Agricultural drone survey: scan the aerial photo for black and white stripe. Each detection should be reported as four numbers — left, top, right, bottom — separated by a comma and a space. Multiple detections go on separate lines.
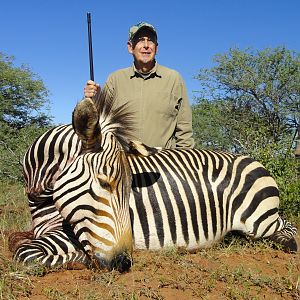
128, 148, 296, 251
23, 124, 81, 238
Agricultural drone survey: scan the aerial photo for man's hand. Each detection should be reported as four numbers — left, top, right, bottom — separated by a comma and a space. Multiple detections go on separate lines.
84, 80, 100, 98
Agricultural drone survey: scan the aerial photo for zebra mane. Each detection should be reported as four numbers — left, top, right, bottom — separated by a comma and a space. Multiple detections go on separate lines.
93, 89, 136, 151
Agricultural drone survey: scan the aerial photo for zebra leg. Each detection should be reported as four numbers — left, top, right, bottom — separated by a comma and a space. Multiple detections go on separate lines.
267, 218, 298, 252
14, 245, 91, 269
12, 229, 92, 269
242, 216, 298, 252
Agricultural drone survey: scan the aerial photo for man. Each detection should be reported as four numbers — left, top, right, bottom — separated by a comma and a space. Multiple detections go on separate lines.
84, 22, 194, 148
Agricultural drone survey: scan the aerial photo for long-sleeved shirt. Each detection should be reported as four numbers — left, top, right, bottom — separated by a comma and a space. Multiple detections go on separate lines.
104, 62, 194, 148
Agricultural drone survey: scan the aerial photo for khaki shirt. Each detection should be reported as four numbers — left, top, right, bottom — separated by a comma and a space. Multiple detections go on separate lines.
104, 62, 194, 148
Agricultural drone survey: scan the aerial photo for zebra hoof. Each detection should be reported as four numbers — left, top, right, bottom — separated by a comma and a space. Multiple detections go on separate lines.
269, 234, 298, 253
284, 237, 298, 253
8, 231, 34, 253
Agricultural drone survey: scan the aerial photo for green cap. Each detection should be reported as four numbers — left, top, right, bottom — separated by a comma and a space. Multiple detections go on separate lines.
128, 22, 157, 41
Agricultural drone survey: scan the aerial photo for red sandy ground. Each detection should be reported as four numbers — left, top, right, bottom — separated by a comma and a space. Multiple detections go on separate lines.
2, 235, 298, 300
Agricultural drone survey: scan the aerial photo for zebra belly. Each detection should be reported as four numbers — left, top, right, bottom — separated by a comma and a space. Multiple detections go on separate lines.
128, 150, 231, 250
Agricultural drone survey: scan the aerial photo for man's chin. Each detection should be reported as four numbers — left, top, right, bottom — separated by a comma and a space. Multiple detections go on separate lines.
140, 58, 154, 65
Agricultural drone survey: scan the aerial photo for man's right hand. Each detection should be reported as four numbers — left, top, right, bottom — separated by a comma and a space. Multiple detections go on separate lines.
84, 80, 100, 98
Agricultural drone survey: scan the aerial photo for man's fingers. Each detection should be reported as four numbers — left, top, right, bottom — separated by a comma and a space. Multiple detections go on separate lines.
87, 80, 95, 85
84, 80, 100, 98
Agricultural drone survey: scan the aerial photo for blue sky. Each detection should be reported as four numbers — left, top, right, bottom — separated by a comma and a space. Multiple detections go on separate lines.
1, 1, 300, 125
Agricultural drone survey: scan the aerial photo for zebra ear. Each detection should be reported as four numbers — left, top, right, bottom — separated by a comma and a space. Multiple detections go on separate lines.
128, 140, 161, 157
72, 98, 102, 152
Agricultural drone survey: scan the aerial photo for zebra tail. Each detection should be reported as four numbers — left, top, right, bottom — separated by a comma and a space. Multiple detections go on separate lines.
268, 218, 298, 252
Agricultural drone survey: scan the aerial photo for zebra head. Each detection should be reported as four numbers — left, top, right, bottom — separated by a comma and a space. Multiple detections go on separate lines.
53, 95, 136, 272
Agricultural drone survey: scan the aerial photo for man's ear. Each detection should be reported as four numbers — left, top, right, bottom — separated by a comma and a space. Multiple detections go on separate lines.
127, 41, 133, 54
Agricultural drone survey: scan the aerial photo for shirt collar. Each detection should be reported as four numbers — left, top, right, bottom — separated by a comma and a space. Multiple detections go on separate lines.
130, 61, 162, 79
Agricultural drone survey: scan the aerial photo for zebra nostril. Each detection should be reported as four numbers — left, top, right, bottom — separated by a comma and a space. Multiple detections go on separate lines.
93, 252, 132, 272
109, 252, 132, 273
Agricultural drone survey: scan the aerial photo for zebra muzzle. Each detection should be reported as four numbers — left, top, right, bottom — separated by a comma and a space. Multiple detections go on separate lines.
93, 251, 132, 272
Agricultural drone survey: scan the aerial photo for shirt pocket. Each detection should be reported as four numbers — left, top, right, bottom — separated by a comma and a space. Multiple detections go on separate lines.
153, 92, 180, 118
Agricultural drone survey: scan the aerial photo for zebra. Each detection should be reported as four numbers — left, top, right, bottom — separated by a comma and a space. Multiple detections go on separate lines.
9, 90, 298, 272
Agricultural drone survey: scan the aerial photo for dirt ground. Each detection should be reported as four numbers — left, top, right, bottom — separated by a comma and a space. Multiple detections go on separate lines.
2, 234, 299, 300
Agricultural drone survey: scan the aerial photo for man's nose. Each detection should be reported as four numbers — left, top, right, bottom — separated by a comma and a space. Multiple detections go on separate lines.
143, 39, 149, 48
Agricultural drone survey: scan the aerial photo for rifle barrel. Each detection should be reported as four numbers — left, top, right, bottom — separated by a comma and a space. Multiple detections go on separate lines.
87, 12, 94, 81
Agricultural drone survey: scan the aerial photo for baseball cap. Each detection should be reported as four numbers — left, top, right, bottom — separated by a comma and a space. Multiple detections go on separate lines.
128, 22, 157, 41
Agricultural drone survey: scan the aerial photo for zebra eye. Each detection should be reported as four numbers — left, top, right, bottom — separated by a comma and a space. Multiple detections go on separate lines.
99, 179, 110, 190
97, 174, 111, 191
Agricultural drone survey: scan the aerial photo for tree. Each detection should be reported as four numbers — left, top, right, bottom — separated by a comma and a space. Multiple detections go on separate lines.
0, 52, 51, 128
0, 52, 52, 181
193, 47, 300, 154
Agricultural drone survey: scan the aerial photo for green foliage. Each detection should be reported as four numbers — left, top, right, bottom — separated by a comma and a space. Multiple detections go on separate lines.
0, 123, 49, 181
0, 52, 52, 182
193, 47, 300, 152
192, 98, 269, 152
251, 144, 300, 219
0, 52, 52, 128
0, 181, 31, 233
192, 99, 230, 150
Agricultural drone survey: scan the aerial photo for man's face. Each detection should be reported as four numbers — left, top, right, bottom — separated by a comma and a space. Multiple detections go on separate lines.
128, 28, 158, 66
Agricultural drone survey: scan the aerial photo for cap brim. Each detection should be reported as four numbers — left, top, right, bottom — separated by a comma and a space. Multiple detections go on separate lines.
130, 25, 157, 41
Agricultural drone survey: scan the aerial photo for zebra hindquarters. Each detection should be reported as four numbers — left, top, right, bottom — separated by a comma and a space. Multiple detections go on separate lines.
231, 175, 298, 252
12, 228, 91, 269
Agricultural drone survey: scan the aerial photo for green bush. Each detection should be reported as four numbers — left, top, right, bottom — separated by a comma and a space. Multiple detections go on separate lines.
0, 123, 48, 182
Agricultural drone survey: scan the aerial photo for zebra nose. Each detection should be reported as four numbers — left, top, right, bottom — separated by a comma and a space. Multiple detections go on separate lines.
110, 252, 132, 273
93, 252, 132, 272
